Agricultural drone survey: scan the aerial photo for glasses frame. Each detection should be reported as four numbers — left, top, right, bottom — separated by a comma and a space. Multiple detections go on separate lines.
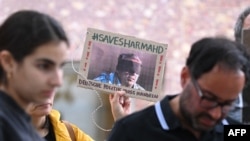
191, 77, 234, 113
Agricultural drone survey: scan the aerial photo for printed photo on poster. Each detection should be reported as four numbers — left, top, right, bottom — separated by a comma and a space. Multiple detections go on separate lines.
76, 28, 167, 102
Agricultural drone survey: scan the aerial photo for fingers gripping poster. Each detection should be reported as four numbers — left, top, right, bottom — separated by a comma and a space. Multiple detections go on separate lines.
77, 28, 167, 102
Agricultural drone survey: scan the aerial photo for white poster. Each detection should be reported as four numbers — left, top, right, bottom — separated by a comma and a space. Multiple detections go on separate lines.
76, 28, 167, 102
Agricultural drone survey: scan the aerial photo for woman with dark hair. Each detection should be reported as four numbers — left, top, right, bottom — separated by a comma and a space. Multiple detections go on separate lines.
0, 10, 94, 141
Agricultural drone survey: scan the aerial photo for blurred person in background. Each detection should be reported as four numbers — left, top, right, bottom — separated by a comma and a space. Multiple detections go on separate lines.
228, 6, 250, 123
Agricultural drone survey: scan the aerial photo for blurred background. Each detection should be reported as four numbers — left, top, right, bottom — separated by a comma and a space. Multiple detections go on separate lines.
0, 0, 249, 140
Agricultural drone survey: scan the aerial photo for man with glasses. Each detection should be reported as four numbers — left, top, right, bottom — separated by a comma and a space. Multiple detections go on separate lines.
107, 37, 250, 141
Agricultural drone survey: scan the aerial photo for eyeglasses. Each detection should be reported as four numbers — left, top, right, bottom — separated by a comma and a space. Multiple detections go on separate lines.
191, 78, 235, 113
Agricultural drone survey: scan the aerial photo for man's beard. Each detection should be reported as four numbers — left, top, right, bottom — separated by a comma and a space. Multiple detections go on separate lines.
179, 86, 220, 132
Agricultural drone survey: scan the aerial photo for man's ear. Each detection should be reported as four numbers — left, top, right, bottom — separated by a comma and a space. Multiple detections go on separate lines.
180, 66, 191, 88
0, 50, 15, 73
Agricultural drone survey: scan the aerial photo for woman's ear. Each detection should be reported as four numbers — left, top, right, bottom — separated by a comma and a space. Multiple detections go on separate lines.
0, 50, 15, 73
180, 66, 191, 88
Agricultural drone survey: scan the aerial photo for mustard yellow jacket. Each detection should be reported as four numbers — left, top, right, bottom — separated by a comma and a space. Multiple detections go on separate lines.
49, 109, 94, 141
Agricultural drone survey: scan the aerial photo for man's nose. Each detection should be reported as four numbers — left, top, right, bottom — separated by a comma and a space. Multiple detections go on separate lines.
207, 106, 223, 120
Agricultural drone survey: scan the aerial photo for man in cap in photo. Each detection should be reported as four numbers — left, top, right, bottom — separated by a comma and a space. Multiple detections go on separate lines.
94, 53, 145, 90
